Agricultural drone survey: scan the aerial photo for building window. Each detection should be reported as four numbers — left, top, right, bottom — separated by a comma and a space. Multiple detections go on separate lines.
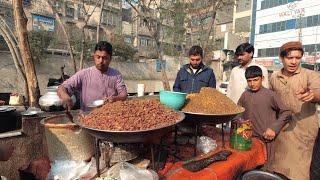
66, 5, 75, 18
258, 47, 279, 57
259, 14, 320, 34
78, 4, 85, 20
260, 0, 300, 10
156, 59, 166, 72
258, 43, 320, 57
139, 37, 152, 47
285, 19, 296, 29
124, 37, 132, 44
312, 15, 319, 26
54, 1, 63, 15
102, 10, 120, 26
23, 0, 31, 6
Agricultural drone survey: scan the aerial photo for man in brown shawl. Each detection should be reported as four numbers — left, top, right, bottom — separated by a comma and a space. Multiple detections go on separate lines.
270, 41, 320, 179
238, 66, 291, 170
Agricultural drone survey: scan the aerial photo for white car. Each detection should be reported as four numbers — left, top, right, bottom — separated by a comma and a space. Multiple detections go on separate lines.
218, 81, 229, 95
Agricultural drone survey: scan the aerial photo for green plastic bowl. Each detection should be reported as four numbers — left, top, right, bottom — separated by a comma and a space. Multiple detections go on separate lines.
159, 90, 187, 110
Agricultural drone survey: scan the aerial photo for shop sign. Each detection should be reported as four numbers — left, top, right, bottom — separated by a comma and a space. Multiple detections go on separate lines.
278, 2, 305, 19
32, 14, 55, 32
254, 58, 275, 67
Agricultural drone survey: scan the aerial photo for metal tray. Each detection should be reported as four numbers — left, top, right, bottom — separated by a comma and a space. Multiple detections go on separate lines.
0, 106, 16, 113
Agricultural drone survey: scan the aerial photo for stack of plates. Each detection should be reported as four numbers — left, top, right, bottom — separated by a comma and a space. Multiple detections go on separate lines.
0, 106, 16, 112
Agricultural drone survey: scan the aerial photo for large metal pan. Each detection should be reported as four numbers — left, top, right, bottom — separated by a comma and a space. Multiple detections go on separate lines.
181, 106, 245, 124
73, 112, 185, 143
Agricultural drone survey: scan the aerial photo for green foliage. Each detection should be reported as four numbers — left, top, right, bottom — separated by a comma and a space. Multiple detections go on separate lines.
28, 30, 53, 63
112, 35, 136, 61
67, 25, 83, 52
162, 42, 180, 57
84, 40, 97, 61
159, 1, 186, 46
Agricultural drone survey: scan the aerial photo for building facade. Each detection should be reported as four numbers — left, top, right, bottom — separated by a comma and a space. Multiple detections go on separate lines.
0, 0, 122, 51
233, 0, 252, 41
252, 0, 320, 67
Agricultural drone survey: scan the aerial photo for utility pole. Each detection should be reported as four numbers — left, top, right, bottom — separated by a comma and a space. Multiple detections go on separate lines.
298, 14, 302, 42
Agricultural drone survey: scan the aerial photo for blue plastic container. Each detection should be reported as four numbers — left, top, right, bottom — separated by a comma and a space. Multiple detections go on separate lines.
159, 90, 187, 110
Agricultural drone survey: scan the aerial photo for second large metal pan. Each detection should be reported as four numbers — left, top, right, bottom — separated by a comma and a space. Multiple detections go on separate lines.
181, 106, 245, 124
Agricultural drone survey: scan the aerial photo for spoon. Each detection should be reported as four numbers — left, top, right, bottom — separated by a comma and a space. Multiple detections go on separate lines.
65, 110, 74, 123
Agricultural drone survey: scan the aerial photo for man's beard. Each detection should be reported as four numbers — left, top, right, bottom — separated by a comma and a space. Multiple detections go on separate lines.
191, 65, 198, 69
190, 63, 202, 69
96, 65, 108, 72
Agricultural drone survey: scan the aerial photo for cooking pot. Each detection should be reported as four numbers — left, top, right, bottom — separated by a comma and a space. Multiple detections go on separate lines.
39, 86, 76, 111
41, 113, 94, 161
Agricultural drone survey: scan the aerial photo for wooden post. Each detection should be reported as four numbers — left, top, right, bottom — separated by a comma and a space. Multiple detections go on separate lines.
13, 0, 40, 107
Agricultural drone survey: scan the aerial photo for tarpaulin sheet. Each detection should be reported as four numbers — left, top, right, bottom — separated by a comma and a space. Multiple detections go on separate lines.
159, 138, 267, 180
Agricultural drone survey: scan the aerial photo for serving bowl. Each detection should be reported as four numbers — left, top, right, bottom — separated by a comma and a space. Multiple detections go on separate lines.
159, 90, 187, 110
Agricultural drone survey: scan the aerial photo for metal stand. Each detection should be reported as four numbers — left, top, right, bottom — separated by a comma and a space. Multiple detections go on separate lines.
221, 123, 225, 148
94, 138, 161, 177
95, 138, 101, 177
173, 121, 227, 159
194, 124, 199, 156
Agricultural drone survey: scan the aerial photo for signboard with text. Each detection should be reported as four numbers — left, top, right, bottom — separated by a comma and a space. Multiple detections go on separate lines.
303, 55, 320, 65
278, 2, 305, 19
254, 58, 275, 67
32, 14, 55, 32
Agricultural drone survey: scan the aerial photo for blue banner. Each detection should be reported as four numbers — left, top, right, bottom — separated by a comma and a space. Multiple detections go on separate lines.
32, 14, 55, 32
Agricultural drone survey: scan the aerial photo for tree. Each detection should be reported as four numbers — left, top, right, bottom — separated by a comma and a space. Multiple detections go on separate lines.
0, 16, 28, 97
125, 0, 187, 91
78, 0, 100, 70
124, 0, 233, 89
13, 0, 40, 107
46, 0, 78, 73
96, 0, 106, 43
184, 0, 234, 63
28, 30, 52, 64
113, 35, 137, 61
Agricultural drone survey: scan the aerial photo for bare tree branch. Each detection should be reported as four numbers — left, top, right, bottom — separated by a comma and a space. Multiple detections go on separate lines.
96, 0, 106, 43
0, 20, 28, 97
79, 0, 101, 70
125, 0, 170, 90
46, 0, 77, 73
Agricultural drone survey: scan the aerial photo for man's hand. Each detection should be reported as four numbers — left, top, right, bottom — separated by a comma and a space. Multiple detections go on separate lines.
263, 128, 276, 141
295, 88, 314, 102
63, 97, 73, 111
104, 96, 115, 103
57, 86, 73, 111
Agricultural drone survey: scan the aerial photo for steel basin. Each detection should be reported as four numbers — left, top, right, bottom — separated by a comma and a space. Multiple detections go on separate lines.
73, 112, 185, 143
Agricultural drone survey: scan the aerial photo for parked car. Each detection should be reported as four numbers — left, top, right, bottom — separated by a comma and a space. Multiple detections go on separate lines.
218, 81, 229, 95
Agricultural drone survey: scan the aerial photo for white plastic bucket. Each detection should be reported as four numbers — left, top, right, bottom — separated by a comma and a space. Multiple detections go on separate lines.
137, 84, 145, 97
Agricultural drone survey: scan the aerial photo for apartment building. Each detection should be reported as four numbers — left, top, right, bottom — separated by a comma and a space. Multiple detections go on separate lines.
233, 0, 252, 41
252, 0, 320, 66
122, 0, 184, 58
0, 0, 122, 51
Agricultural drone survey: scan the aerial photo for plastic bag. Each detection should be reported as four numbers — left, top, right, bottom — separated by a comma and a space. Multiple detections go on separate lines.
46, 159, 92, 180
196, 136, 217, 154
106, 162, 158, 180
